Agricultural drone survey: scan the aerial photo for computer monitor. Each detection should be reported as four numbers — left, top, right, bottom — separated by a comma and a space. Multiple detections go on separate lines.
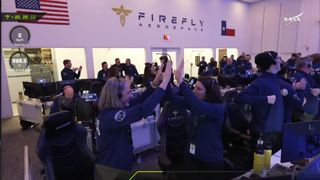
23, 81, 58, 100
295, 153, 320, 179
281, 120, 320, 163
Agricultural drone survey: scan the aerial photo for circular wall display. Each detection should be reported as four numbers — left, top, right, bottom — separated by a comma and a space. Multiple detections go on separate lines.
9, 51, 30, 70
9, 26, 30, 46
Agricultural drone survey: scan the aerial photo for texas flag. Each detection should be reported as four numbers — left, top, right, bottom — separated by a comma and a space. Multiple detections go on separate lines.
221, 20, 235, 36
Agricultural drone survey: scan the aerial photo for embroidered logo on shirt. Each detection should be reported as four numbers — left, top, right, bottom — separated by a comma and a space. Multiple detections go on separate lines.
114, 110, 126, 122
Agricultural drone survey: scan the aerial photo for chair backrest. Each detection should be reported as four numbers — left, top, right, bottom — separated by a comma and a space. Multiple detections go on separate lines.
89, 80, 105, 98
157, 101, 189, 163
37, 111, 95, 180
223, 90, 252, 134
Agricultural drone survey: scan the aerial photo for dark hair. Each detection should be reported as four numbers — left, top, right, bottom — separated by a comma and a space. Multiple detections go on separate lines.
310, 54, 320, 64
198, 76, 222, 103
101, 61, 107, 66
108, 66, 120, 79
255, 51, 278, 71
63, 59, 71, 65
143, 63, 156, 86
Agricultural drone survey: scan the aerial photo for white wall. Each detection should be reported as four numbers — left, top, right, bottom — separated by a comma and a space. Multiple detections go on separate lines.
250, 0, 320, 60
184, 48, 214, 77
1, 0, 252, 117
1, 51, 13, 119
92, 48, 146, 76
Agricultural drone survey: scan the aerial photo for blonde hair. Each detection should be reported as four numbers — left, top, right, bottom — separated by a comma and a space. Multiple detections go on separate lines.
98, 77, 126, 110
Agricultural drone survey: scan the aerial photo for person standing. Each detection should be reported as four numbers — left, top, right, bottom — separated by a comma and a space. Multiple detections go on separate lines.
235, 51, 284, 154
292, 56, 320, 121
97, 61, 109, 81
95, 61, 172, 171
197, 56, 207, 76
61, 59, 82, 80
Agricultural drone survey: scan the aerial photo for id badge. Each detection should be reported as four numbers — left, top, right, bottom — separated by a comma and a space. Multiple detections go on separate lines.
189, 143, 196, 155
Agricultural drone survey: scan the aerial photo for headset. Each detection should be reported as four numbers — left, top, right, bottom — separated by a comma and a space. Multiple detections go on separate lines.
265, 51, 277, 65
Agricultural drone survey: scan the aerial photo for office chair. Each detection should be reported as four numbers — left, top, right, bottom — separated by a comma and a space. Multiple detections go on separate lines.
157, 101, 189, 177
222, 90, 252, 172
37, 111, 95, 180
89, 80, 105, 98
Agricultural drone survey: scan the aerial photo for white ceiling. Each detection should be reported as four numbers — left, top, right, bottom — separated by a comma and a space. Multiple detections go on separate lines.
238, 0, 264, 3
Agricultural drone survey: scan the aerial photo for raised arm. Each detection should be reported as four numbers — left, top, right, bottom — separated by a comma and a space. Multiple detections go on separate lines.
175, 60, 223, 119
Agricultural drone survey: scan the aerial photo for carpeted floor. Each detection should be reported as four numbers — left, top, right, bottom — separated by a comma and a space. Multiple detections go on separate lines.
1, 117, 43, 180
1, 116, 161, 180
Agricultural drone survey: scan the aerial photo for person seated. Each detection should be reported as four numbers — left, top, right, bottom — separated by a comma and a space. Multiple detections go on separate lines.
123, 58, 139, 78
50, 85, 77, 114
110, 58, 124, 77
221, 58, 238, 78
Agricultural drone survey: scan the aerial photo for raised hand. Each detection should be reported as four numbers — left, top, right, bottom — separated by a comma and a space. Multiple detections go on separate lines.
159, 60, 172, 90
175, 59, 184, 85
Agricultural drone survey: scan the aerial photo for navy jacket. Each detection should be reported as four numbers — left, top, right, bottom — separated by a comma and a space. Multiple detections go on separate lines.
61, 68, 81, 80
97, 69, 108, 80
222, 64, 238, 77
236, 72, 284, 133
197, 61, 208, 75
168, 82, 225, 164
123, 64, 139, 77
278, 77, 305, 123
292, 70, 319, 115
95, 87, 164, 171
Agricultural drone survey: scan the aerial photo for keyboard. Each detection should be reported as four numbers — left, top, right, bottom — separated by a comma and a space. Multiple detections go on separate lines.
267, 163, 293, 177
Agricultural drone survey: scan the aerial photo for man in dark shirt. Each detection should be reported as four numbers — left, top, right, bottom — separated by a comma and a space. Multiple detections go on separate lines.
110, 58, 124, 77
61, 59, 82, 80
197, 56, 207, 76
123, 58, 139, 77
97, 61, 108, 80
292, 57, 320, 121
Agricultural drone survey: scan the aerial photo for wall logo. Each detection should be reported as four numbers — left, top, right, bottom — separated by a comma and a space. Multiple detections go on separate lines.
284, 12, 303, 25
111, 5, 204, 32
138, 12, 204, 32
112, 5, 132, 27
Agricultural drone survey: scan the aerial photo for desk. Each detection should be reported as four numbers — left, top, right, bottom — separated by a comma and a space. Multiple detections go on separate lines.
233, 150, 293, 179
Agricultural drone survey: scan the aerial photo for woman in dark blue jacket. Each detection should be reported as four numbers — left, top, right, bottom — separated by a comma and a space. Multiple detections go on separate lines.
95, 61, 172, 171
236, 51, 305, 156
170, 61, 225, 179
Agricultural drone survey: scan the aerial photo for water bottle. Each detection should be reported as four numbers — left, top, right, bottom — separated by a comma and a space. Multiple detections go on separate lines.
253, 135, 265, 174
264, 141, 272, 170
18, 91, 23, 100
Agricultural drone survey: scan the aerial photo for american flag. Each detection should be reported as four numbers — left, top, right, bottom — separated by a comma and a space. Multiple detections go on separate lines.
15, 0, 70, 25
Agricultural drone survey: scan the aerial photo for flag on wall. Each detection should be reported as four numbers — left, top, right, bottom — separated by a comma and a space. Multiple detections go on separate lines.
15, 0, 70, 25
221, 20, 235, 36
